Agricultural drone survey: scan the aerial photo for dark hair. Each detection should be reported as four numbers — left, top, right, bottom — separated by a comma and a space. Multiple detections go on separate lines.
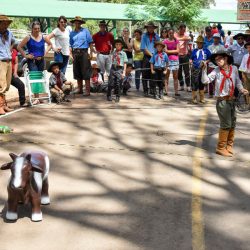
126, 63, 133, 68
205, 26, 212, 32
168, 28, 176, 41
57, 15, 67, 28
160, 28, 168, 38
228, 30, 231, 35
217, 23, 222, 30
31, 21, 41, 29
134, 29, 142, 36
179, 23, 186, 29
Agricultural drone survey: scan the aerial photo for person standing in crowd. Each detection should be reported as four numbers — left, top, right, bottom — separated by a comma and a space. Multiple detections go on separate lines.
150, 41, 169, 100
18, 21, 52, 105
203, 26, 214, 50
217, 23, 225, 42
201, 51, 248, 157
92, 20, 114, 81
211, 23, 219, 35
132, 29, 143, 91
69, 16, 94, 96
164, 28, 180, 96
190, 36, 211, 104
119, 27, 133, 64
46, 16, 70, 75
11, 44, 26, 106
160, 28, 168, 41
224, 31, 233, 48
208, 33, 226, 98
107, 39, 128, 102
239, 42, 250, 105
122, 63, 133, 96
140, 22, 160, 97
175, 23, 191, 92
0, 14, 15, 115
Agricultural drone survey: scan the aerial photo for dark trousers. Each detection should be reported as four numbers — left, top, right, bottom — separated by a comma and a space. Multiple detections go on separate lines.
208, 66, 215, 95
191, 67, 204, 91
178, 55, 190, 87
107, 66, 123, 97
27, 59, 45, 71
11, 76, 25, 105
142, 55, 152, 93
151, 68, 164, 96
134, 60, 143, 90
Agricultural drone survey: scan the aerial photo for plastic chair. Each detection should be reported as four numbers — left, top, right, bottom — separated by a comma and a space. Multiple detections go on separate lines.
24, 70, 51, 106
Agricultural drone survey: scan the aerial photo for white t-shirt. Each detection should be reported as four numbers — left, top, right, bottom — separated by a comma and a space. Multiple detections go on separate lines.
52, 28, 70, 56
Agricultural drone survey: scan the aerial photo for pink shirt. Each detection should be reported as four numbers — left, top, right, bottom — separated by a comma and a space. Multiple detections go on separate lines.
163, 39, 179, 61
175, 32, 190, 56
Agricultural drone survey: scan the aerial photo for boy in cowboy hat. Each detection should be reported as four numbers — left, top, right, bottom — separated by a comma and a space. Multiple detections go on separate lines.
140, 21, 160, 96
0, 14, 15, 115
90, 63, 107, 93
190, 35, 211, 104
239, 41, 250, 105
48, 61, 73, 104
150, 41, 169, 99
202, 51, 248, 157
107, 39, 128, 102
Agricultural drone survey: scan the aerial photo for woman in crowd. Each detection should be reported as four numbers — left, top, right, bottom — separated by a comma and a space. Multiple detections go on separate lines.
132, 29, 143, 91
164, 28, 180, 96
18, 21, 52, 104
46, 16, 70, 74
160, 28, 168, 41
119, 27, 133, 64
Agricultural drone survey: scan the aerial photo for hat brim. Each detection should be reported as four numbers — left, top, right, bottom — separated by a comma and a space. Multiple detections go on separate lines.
233, 33, 246, 40
48, 62, 63, 72
195, 40, 204, 43
0, 19, 12, 24
70, 19, 85, 24
144, 25, 158, 29
154, 43, 165, 48
210, 52, 234, 66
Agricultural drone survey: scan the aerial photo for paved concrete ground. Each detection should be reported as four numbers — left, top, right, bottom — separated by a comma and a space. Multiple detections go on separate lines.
0, 83, 250, 250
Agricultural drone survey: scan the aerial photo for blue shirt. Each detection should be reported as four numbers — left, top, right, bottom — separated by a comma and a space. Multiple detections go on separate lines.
191, 48, 211, 69
70, 28, 93, 49
0, 30, 15, 60
203, 37, 214, 50
27, 35, 45, 57
140, 32, 160, 55
150, 52, 169, 68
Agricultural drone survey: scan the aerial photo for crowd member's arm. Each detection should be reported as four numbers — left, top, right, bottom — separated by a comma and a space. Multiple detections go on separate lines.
149, 55, 155, 74
45, 32, 62, 53
140, 34, 152, 57
17, 36, 33, 59
166, 43, 179, 55
44, 35, 52, 55
69, 33, 74, 62
122, 53, 128, 78
201, 65, 216, 84
163, 54, 169, 74
132, 38, 141, 53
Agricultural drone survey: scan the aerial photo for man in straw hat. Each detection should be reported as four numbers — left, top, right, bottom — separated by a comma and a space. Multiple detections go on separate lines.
92, 20, 114, 81
69, 16, 94, 96
140, 21, 160, 96
0, 14, 15, 115
202, 50, 248, 157
190, 35, 211, 104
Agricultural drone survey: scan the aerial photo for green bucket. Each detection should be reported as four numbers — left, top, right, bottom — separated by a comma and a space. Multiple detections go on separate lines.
29, 71, 46, 94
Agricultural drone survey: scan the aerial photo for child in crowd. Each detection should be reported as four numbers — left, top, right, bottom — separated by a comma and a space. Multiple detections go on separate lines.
48, 61, 73, 104
202, 51, 248, 157
150, 41, 169, 99
122, 63, 133, 95
90, 63, 107, 93
190, 36, 211, 104
239, 42, 250, 105
107, 39, 128, 102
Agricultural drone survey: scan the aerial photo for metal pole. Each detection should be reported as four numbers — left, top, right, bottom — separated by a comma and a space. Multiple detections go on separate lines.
112, 20, 117, 38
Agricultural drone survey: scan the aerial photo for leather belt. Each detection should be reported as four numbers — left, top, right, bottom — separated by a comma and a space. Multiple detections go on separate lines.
99, 52, 110, 55
73, 48, 88, 53
0, 59, 11, 63
217, 96, 234, 101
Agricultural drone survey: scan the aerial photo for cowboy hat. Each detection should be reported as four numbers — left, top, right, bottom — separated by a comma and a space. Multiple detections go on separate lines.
48, 61, 63, 73
70, 16, 85, 24
91, 63, 100, 72
144, 21, 158, 29
154, 41, 165, 48
233, 33, 246, 40
210, 51, 234, 66
244, 41, 250, 48
195, 35, 204, 43
0, 14, 12, 24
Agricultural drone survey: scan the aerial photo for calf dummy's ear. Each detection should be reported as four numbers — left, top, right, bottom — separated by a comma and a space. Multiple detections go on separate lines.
31, 166, 43, 173
9, 153, 18, 161
0, 162, 12, 170
25, 154, 31, 162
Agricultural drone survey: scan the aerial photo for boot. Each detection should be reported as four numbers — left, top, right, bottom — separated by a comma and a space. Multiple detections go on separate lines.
3, 95, 14, 112
0, 95, 6, 115
199, 90, 205, 104
84, 81, 90, 96
192, 91, 198, 104
216, 129, 232, 157
226, 128, 235, 155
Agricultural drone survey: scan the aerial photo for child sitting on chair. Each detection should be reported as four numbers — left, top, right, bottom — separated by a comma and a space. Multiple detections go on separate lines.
90, 63, 107, 93
48, 61, 73, 104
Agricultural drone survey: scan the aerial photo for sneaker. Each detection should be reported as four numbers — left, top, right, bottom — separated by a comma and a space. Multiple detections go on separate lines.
154, 95, 160, 100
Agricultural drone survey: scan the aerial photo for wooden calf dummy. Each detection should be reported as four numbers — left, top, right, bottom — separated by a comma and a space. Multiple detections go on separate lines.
1, 151, 50, 222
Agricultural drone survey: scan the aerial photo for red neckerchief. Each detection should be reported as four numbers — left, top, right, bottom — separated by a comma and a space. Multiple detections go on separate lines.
92, 73, 98, 84
247, 54, 250, 69
113, 49, 121, 65
220, 66, 234, 97
148, 32, 155, 42
55, 73, 62, 89
156, 51, 163, 62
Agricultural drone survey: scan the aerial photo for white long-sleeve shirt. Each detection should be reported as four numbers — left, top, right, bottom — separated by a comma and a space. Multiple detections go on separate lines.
202, 65, 243, 97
